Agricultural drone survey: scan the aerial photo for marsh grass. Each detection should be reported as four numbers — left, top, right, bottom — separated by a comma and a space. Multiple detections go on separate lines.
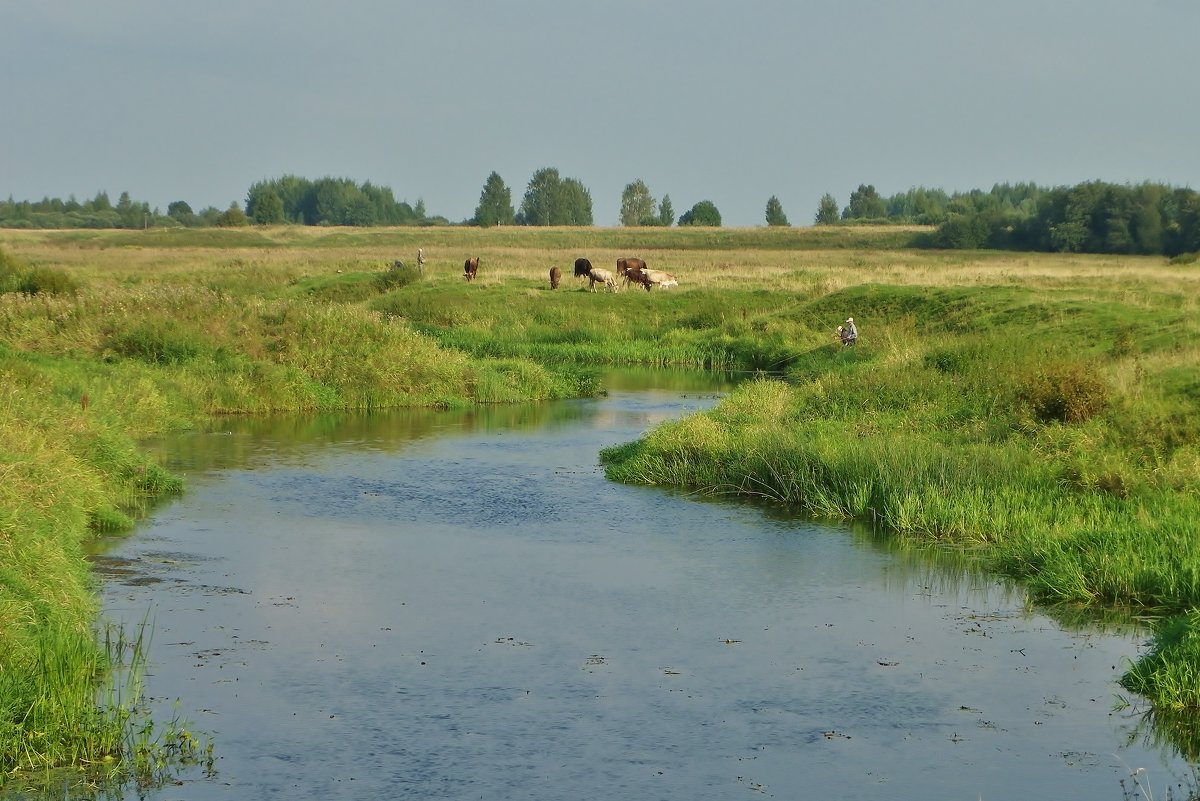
0, 618, 209, 796
1, 225, 1199, 755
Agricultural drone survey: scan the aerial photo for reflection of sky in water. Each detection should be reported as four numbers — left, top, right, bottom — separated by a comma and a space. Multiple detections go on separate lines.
96, 373, 1192, 801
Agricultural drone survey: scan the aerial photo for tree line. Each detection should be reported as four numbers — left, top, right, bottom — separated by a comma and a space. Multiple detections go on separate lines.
817, 181, 1200, 257
473, 170, 718, 228
2, 173, 1197, 257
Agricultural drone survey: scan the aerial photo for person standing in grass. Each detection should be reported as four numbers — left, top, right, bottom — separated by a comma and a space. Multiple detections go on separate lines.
841, 317, 858, 346
417, 248, 426, 273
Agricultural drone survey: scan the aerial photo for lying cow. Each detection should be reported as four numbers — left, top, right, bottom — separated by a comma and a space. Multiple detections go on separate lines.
463, 257, 479, 281
588, 267, 618, 292
549, 266, 562, 289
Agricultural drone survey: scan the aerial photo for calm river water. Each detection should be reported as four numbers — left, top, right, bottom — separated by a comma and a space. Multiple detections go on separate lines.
92, 370, 1193, 800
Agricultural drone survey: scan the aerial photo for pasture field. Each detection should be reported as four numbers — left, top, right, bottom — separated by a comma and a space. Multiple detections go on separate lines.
1, 224, 1199, 780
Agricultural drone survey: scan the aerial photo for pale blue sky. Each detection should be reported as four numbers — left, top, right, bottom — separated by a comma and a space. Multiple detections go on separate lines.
3, 1, 1197, 226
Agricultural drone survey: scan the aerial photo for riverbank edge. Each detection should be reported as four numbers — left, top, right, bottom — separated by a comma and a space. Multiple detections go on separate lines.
3, 226, 1197, 779
0, 345, 597, 786
599, 373, 1200, 727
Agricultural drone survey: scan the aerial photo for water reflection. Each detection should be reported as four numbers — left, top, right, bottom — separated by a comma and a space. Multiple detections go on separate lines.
1130, 707, 1200, 765
137, 367, 743, 475
86, 368, 1198, 801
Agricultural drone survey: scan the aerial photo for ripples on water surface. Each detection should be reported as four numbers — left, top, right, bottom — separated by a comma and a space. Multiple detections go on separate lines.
91, 370, 1194, 800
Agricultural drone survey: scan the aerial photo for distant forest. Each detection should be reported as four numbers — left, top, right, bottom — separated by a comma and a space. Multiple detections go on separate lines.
837, 180, 1200, 257
2, 175, 1197, 258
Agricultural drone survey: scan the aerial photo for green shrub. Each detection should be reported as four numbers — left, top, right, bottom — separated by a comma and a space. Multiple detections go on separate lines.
924, 346, 969, 374
0, 249, 79, 295
20, 266, 80, 296
1017, 363, 1109, 423
374, 262, 423, 292
0, 247, 22, 292
108, 322, 204, 365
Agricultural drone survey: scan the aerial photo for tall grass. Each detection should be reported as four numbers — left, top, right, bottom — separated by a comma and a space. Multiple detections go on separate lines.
1, 226, 1198, 762
601, 277, 1200, 713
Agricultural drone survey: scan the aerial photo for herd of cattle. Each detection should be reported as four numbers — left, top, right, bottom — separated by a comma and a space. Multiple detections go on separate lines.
462, 256, 678, 292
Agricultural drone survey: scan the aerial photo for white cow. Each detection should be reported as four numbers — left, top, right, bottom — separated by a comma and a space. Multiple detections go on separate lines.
643, 269, 678, 289
588, 267, 618, 292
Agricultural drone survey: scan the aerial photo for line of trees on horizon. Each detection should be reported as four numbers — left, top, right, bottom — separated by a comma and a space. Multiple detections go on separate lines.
813, 181, 1200, 257
2, 174, 1197, 258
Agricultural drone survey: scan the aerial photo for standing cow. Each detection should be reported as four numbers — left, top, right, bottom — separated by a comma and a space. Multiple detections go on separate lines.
463, 257, 479, 281
573, 258, 593, 279
549, 266, 562, 289
616, 257, 650, 290
587, 267, 618, 292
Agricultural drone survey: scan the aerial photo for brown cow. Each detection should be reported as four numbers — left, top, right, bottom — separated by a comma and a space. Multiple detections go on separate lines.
617, 258, 652, 291
463, 257, 479, 281
627, 267, 653, 291
616, 257, 647, 275
549, 266, 562, 289
573, 258, 593, 279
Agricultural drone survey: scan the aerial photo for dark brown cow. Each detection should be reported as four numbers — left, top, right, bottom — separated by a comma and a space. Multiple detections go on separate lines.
463, 257, 479, 281
624, 266, 652, 291
573, 258, 593, 278
616, 258, 651, 290
549, 266, 562, 289
616, 257, 647, 275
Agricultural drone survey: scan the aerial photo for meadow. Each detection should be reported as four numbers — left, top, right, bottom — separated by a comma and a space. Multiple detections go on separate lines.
1, 224, 1198, 783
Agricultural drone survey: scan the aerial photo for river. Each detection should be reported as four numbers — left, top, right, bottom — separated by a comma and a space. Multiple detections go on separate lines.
91, 369, 1194, 800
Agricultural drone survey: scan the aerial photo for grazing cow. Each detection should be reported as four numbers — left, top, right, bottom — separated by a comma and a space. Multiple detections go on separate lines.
463, 257, 479, 281
615, 257, 647, 275
573, 258, 593, 279
587, 267, 618, 293
616, 259, 652, 291
616, 257, 650, 290
643, 269, 678, 289
625, 265, 653, 291
549, 266, 562, 289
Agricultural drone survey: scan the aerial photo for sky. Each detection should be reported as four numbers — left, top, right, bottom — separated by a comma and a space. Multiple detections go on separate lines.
3, 0, 1198, 227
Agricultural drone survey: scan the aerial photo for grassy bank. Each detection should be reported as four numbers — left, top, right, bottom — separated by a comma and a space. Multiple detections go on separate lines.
600, 268, 1200, 713
1, 224, 1198, 779
0, 230, 601, 787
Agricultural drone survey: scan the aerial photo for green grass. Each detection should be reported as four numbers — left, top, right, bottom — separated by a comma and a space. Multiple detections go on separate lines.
0, 225, 1198, 772
600, 280, 1200, 715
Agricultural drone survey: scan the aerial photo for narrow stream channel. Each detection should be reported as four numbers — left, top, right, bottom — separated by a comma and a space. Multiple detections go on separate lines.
92, 369, 1193, 800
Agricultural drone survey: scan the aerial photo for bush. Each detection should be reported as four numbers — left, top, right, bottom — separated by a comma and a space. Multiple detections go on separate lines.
108, 322, 204, 365
374, 262, 423, 292
21, 266, 80, 296
924, 346, 969, 374
0, 250, 79, 295
1017, 363, 1109, 423
0, 248, 22, 292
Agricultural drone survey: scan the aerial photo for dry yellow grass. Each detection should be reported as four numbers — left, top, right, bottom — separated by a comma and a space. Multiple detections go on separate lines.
3, 225, 1195, 301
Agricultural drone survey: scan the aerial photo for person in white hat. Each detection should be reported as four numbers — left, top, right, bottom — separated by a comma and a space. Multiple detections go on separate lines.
841, 317, 858, 345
